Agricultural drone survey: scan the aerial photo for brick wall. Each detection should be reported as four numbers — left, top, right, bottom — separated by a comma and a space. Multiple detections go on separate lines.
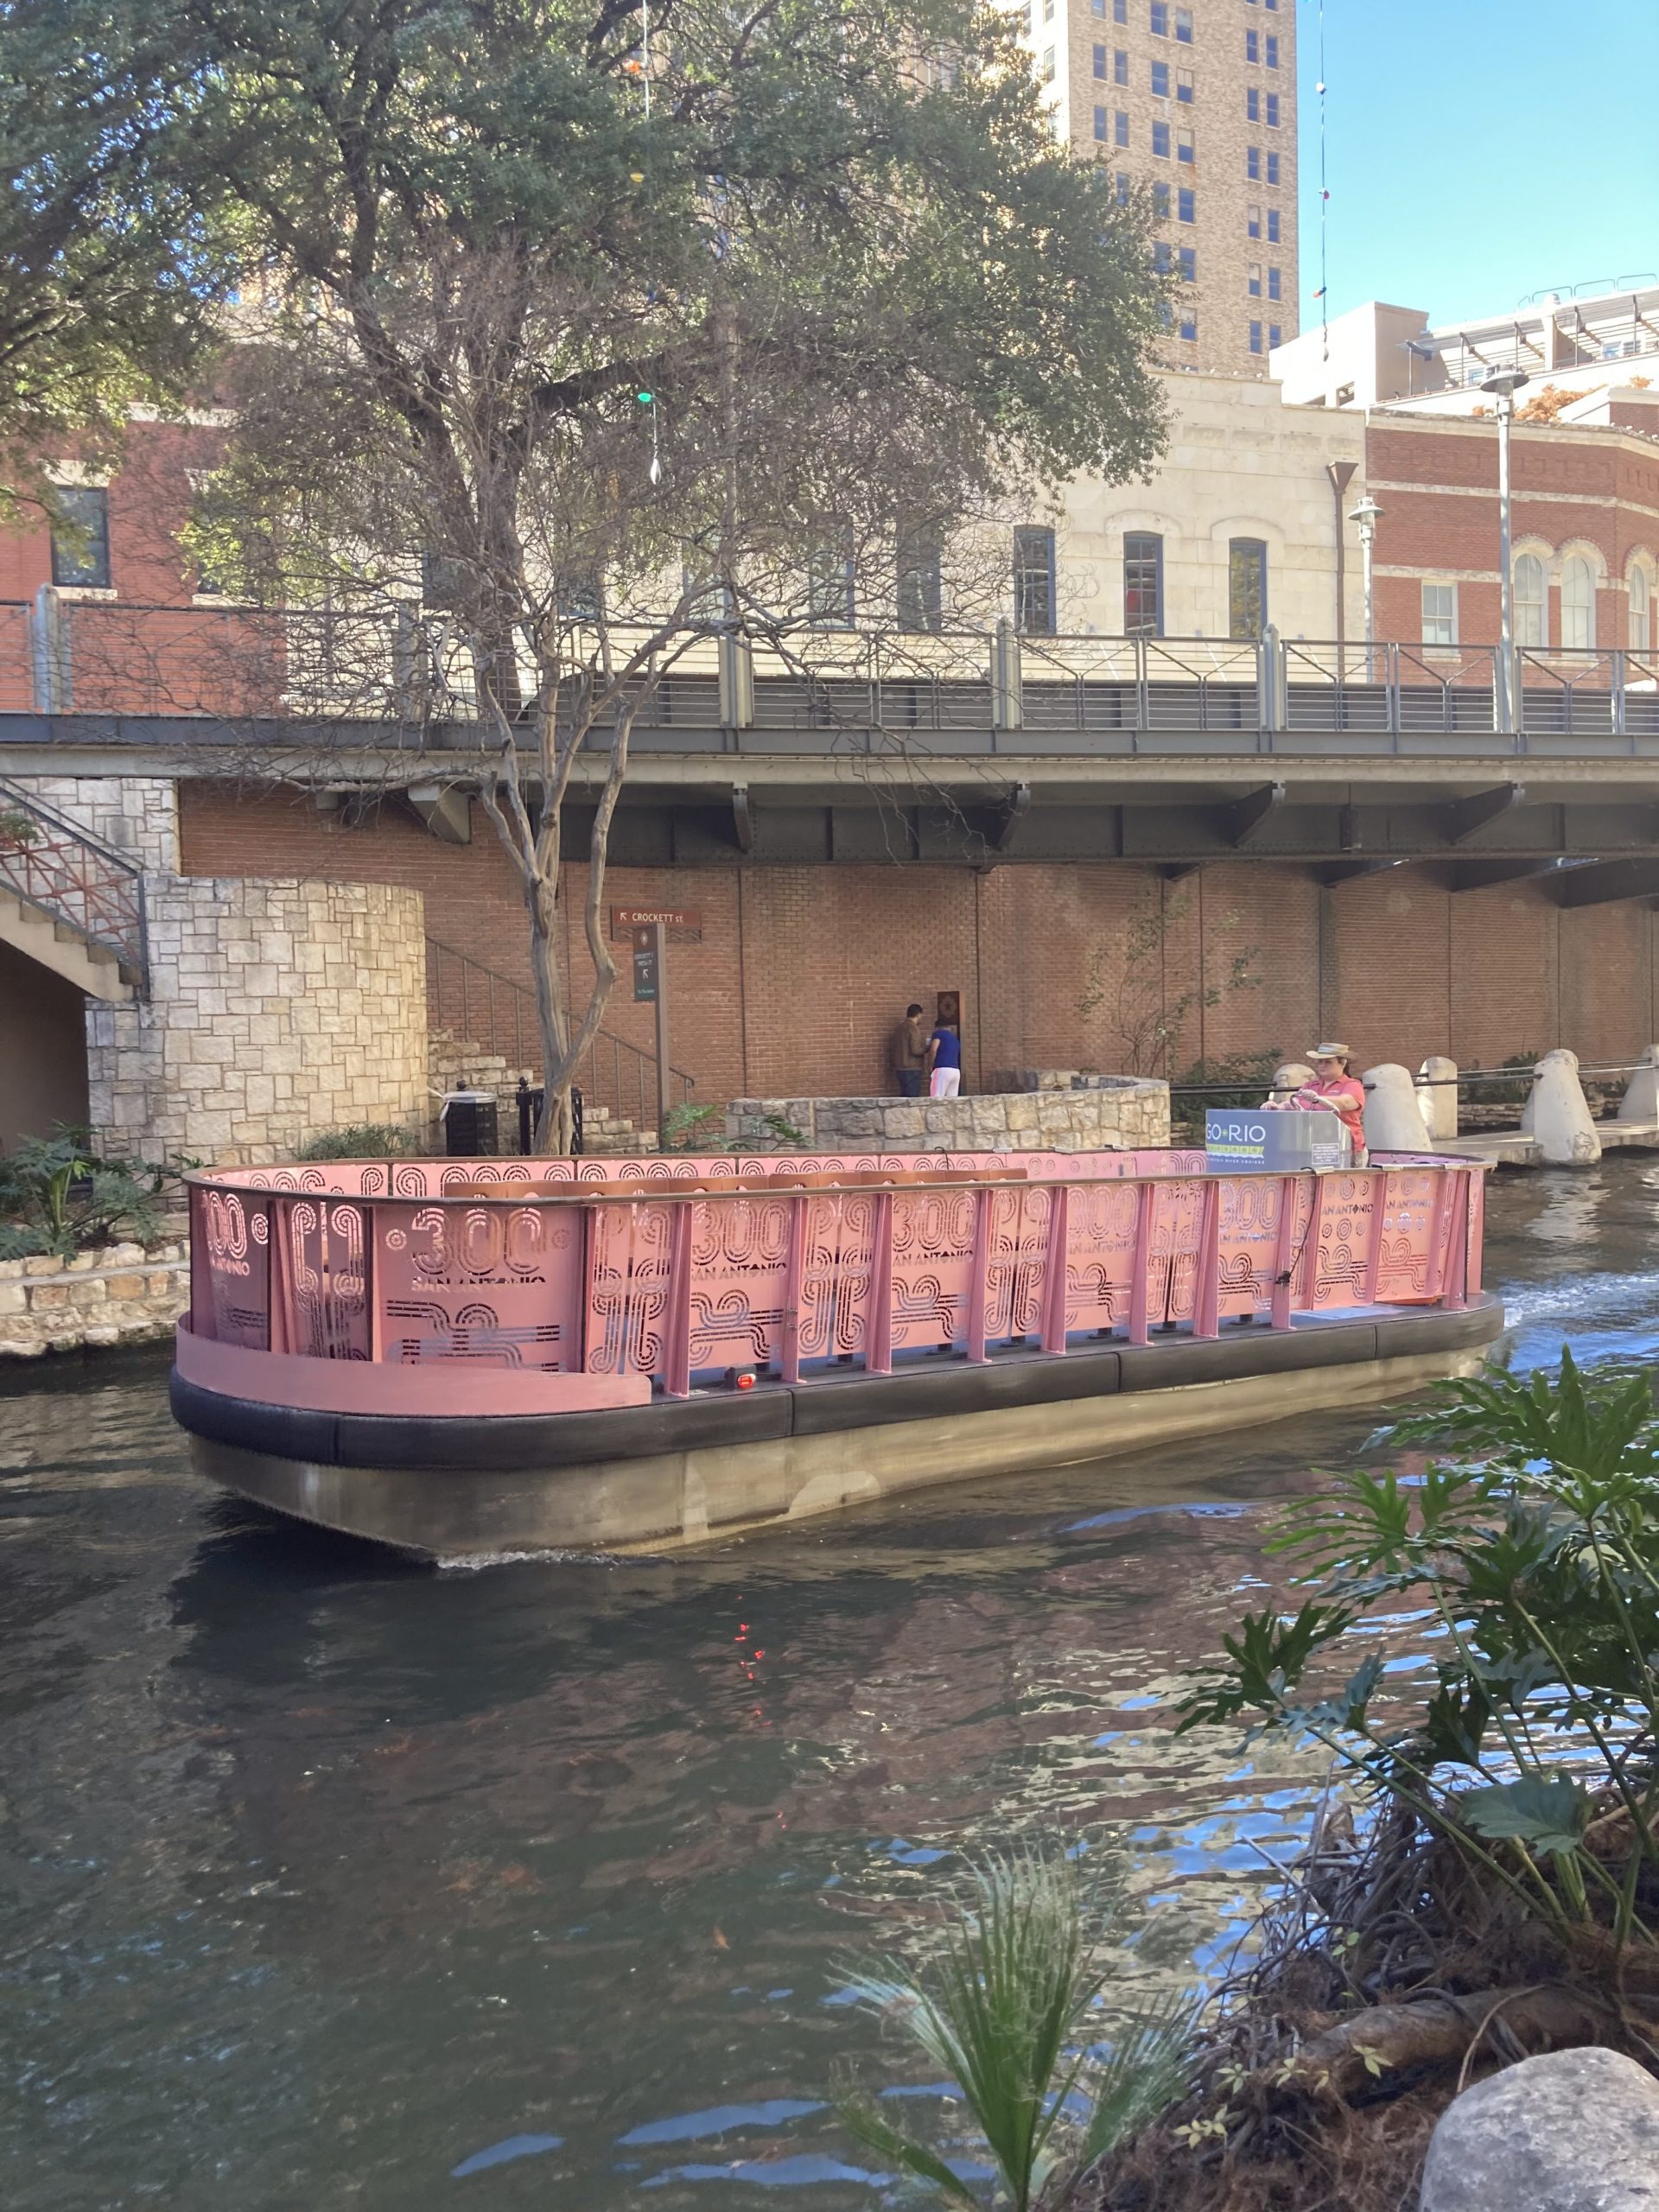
175, 782, 1659, 1104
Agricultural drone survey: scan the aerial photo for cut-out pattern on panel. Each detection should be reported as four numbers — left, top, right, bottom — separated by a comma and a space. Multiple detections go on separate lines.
199, 1185, 271, 1346
798, 1191, 880, 1359
287, 1200, 371, 1359
890, 1186, 978, 1351
687, 1192, 793, 1370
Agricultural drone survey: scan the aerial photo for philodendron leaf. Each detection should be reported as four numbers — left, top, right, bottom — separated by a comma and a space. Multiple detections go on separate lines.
1459, 1774, 1591, 1859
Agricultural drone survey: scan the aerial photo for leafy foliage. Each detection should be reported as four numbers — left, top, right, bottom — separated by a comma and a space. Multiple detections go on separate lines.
837, 1847, 1192, 2209
1078, 891, 1260, 1078
1179, 1350, 1659, 1950
290, 1123, 418, 1160
0, 1128, 186, 1259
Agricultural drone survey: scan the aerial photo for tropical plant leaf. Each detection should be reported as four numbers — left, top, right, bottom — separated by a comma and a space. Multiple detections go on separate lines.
1073, 1992, 1195, 2172
836, 2091, 982, 2208
1459, 1774, 1590, 1859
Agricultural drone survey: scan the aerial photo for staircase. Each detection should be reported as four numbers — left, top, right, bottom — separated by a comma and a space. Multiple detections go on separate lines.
426, 935, 695, 1150
0, 779, 147, 1001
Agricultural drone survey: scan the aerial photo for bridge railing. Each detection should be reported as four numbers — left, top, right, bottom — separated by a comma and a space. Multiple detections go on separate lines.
0, 773, 149, 986
7, 593, 1659, 748
185, 1152, 1484, 1402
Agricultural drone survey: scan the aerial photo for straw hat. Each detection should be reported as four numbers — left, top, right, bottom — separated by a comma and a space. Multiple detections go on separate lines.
1307, 1042, 1352, 1063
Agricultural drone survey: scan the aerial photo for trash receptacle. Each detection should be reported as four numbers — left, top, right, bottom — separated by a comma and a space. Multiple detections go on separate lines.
440, 1088, 499, 1158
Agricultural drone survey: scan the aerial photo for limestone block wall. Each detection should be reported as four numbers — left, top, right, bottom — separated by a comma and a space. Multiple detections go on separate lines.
727, 1078, 1170, 1154
16, 774, 180, 869
0, 1238, 188, 1357
89, 876, 429, 1164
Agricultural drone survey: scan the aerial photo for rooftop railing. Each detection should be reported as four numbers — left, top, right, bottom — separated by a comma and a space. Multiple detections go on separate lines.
6, 590, 1658, 750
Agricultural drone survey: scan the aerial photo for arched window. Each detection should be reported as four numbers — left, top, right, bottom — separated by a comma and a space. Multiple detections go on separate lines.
1513, 553, 1547, 649
1630, 564, 1652, 656
1561, 555, 1596, 651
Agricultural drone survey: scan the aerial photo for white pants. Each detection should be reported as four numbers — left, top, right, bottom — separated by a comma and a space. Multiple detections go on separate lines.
930, 1067, 961, 1099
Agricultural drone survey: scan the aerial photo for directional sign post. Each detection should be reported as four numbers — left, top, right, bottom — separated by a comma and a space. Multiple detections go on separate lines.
629, 921, 671, 1135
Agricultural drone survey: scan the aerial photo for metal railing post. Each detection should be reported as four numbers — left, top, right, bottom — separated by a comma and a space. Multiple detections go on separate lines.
1386, 643, 1402, 740
991, 619, 1022, 732
1134, 633, 1150, 736
29, 584, 64, 713
1612, 648, 1628, 740
718, 631, 753, 728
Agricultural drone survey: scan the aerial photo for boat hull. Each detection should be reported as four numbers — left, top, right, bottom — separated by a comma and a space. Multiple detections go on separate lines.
174, 1296, 1503, 1560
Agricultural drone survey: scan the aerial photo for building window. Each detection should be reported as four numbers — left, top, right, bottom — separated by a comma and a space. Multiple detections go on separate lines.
1248, 264, 1261, 297
1091, 0, 1105, 12
1178, 247, 1196, 283
1150, 0, 1166, 31
1179, 309, 1198, 342
1115, 46, 1128, 79
1094, 105, 1108, 139
1040, 45, 1055, 79
1116, 107, 1130, 145
1014, 525, 1056, 635
1247, 203, 1261, 238
1421, 582, 1459, 647
1178, 186, 1195, 221
1268, 324, 1281, 347
1265, 91, 1280, 126
1151, 57, 1169, 94
1229, 539, 1268, 638
1266, 150, 1280, 185
1561, 554, 1596, 650
1114, 169, 1130, 203
897, 535, 943, 633
49, 486, 111, 590
1177, 127, 1194, 162
1630, 564, 1653, 654
1515, 553, 1548, 648
1249, 319, 1263, 354
1267, 265, 1281, 301
1245, 29, 1259, 61
1151, 180, 1170, 216
1267, 207, 1281, 243
808, 528, 855, 626
1152, 118, 1170, 156
1154, 240, 1173, 274
1043, 0, 1054, 18
1115, 0, 1127, 19
1247, 145, 1261, 181
1124, 532, 1164, 634
1093, 41, 1106, 74
1265, 32, 1279, 65
1176, 67, 1193, 101
1247, 86, 1260, 120
1174, 7, 1192, 41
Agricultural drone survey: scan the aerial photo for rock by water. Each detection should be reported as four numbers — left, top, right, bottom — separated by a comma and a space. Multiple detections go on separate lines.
1419, 2047, 1659, 2210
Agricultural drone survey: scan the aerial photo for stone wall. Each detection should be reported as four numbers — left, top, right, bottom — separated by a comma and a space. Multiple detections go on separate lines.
89, 877, 429, 1164
727, 1078, 1170, 1154
18, 774, 180, 869
0, 1236, 188, 1357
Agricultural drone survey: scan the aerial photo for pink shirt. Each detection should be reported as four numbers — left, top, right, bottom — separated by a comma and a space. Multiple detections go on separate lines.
1295, 1073, 1366, 1150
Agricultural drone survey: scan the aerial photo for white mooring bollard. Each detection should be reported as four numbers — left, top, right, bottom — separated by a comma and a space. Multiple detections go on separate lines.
1262, 1060, 1314, 1103
1618, 1045, 1659, 1125
1362, 1064, 1430, 1154
1520, 1048, 1602, 1165
1416, 1056, 1459, 1142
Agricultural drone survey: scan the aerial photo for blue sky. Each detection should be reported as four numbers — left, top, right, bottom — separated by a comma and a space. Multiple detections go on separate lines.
1298, 0, 1659, 327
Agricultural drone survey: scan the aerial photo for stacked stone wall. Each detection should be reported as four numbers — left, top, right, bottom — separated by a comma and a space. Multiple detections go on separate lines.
0, 1237, 187, 1357
89, 876, 429, 1164
727, 1079, 1169, 1154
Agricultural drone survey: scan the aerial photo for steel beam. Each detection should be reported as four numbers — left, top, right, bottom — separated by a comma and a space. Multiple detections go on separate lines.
1443, 782, 1526, 845
1223, 780, 1287, 847
1549, 857, 1659, 908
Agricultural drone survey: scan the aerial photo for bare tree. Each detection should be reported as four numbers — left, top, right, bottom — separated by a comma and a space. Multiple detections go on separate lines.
186, 0, 1172, 1146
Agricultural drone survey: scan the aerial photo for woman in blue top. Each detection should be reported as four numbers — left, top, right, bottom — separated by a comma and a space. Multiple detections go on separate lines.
927, 1022, 962, 1099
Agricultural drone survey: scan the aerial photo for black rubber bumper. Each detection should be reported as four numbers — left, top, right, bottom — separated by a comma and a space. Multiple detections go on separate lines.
169, 1294, 1503, 1474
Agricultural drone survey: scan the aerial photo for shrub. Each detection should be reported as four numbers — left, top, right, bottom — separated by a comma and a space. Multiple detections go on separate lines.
0, 1128, 185, 1261
291, 1123, 417, 1160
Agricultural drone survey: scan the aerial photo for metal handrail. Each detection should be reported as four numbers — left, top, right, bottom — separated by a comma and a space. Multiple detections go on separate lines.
0, 774, 149, 987
424, 934, 695, 1132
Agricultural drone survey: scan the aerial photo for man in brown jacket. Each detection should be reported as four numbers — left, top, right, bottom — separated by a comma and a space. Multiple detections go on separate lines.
891, 1003, 929, 1096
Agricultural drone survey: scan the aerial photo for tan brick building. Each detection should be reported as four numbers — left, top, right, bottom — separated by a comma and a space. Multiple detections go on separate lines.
1016, 0, 1298, 378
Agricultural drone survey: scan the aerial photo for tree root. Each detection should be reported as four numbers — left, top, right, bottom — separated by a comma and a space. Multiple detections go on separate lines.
1272, 1982, 1617, 2104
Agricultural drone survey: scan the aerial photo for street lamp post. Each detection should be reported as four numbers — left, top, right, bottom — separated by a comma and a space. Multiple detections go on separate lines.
1349, 496, 1382, 684
1482, 366, 1530, 734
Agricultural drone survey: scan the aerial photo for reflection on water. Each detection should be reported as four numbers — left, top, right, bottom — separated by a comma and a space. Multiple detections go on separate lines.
2, 1162, 1657, 2210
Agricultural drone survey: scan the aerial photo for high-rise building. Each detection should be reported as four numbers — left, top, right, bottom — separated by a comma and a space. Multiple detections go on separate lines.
1015, 0, 1298, 378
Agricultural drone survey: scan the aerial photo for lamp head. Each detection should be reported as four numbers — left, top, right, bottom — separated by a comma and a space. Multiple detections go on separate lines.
1480, 367, 1529, 399
1348, 495, 1383, 536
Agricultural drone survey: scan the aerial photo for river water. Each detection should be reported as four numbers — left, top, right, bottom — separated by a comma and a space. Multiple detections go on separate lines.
3, 1160, 1655, 2210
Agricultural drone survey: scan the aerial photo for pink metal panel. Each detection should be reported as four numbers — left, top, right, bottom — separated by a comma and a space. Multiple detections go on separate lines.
1306, 1173, 1371, 1308
1055, 1177, 1141, 1335
683, 1186, 793, 1373
1039, 1185, 1071, 1356
1371, 1169, 1445, 1304
888, 1184, 979, 1352
283, 1198, 372, 1359
866, 1193, 894, 1375
1466, 1166, 1487, 1293
1128, 1182, 1155, 1347
984, 1182, 1058, 1341
584, 1197, 677, 1377
1217, 1171, 1290, 1318
196, 1183, 272, 1348
1146, 1176, 1207, 1325
797, 1188, 880, 1360
372, 1196, 582, 1370
1193, 1181, 1221, 1339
